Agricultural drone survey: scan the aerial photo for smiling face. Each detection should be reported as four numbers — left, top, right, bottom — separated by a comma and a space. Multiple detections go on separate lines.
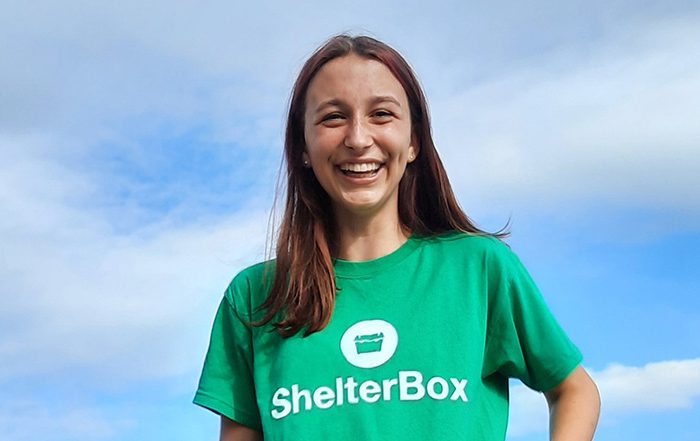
303, 54, 417, 222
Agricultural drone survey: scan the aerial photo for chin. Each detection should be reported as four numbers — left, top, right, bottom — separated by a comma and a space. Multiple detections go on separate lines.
330, 188, 399, 216
335, 197, 395, 216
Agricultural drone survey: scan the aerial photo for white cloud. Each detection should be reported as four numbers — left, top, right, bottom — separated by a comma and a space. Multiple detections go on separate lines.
0, 400, 133, 441
434, 17, 700, 219
506, 381, 550, 437
596, 358, 700, 412
507, 358, 700, 438
1, 0, 697, 397
0, 133, 271, 383
0, 3, 697, 441
2, 1, 698, 222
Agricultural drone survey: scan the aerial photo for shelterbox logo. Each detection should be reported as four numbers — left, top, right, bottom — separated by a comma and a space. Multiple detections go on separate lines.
269, 319, 470, 420
340, 320, 398, 368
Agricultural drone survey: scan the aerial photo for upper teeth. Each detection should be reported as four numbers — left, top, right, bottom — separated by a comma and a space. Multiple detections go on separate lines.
340, 163, 381, 172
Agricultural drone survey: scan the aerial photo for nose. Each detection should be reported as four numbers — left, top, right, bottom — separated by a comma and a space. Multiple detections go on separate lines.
344, 119, 373, 151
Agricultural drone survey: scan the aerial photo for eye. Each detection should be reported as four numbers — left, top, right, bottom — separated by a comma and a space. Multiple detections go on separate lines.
373, 110, 394, 119
322, 113, 344, 122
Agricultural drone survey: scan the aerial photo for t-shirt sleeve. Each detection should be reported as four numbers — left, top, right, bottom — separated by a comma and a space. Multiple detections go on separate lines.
193, 277, 262, 431
482, 243, 583, 392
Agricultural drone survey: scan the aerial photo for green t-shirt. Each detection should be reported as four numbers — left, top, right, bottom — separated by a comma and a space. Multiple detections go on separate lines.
194, 233, 582, 440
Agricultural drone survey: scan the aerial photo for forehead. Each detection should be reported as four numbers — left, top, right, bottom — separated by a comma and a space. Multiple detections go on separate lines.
305, 55, 408, 106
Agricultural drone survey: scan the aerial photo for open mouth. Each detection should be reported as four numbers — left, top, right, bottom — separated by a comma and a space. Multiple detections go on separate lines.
338, 162, 383, 178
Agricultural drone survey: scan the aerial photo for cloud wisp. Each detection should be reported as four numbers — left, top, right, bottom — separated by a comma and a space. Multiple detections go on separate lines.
1, 4, 698, 441
3, 1, 698, 225
0, 400, 132, 441
0, 133, 270, 383
507, 358, 700, 437
433, 17, 700, 220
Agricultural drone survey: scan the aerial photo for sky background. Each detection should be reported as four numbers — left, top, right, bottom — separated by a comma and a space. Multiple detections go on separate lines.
1, 0, 699, 440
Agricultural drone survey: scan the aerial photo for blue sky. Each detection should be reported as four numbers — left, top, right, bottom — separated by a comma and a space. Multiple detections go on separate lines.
1, 1, 698, 439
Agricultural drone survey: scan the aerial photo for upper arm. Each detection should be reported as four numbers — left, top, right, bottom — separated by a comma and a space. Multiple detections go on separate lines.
544, 365, 599, 405
220, 416, 263, 441
543, 366, 601, 440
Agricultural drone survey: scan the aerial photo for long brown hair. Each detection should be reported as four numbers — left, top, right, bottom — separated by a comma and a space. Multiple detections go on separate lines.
257, 34, 506, 337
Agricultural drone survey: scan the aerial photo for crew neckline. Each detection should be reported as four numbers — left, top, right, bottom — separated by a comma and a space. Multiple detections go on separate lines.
333, 235, 422, 278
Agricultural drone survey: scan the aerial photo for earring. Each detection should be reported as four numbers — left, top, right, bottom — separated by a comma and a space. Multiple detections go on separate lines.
303, 159, 310, 167
408, 152, 415, 161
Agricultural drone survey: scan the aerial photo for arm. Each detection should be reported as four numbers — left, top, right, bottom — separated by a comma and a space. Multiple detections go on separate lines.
544, 366, 600, 441
220, 416, 263, 441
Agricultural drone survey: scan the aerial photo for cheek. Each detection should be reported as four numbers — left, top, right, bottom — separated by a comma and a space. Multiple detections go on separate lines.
303, 119, 327, 151
306, 131, 340, 158
379, 123, 412, 147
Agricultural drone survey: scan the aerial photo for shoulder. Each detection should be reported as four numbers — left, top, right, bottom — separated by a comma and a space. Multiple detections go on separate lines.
229, 260, 275, 289
224, 260, 275, 320
417, 231, 527, 283
418, 231, 516, 264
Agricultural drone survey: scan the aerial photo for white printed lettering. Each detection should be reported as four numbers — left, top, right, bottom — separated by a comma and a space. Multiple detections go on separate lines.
291, 384, 312, 414
399, 371, 425, 400
450, 378, 468, 402
271, 387, 291, 419
427, 376, 449, 399
313, 386, 335, 409
382, 377, 398, 400
345, 376, 359, 404
270, 371, 469, 420
335, 377, 344, 406
359, 380, 381, 403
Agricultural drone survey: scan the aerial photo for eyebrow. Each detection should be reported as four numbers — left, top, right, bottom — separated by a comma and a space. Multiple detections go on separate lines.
313, 95, 403, 114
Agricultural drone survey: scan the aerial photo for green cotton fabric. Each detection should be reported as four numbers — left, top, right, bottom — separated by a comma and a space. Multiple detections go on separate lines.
193, 233, 582, 440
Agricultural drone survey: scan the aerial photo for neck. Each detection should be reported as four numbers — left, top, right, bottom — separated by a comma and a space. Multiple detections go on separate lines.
333, 207, 410, 262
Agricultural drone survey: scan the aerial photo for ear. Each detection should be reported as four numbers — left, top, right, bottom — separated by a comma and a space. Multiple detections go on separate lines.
407, 144, 419, 163
302, 151, 311, 167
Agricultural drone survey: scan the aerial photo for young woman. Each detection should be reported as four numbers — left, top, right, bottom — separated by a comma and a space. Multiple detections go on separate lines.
194, 35, 600, 441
